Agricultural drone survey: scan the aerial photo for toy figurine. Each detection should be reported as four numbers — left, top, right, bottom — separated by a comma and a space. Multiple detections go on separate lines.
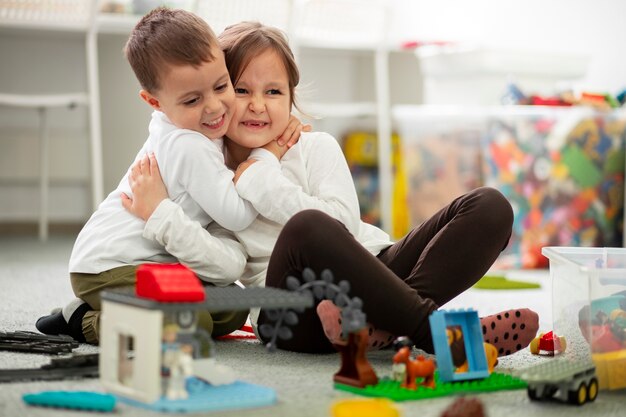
161, 324, 193, 400
391, 338, 435, 390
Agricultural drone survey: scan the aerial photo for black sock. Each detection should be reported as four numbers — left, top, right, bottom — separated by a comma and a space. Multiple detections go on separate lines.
36, 304, 90, 343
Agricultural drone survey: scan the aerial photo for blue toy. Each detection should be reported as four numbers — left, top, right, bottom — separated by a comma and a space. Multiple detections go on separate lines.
429, 309, 489, 382
23, 391, 116, 412
118, 377, 276, 413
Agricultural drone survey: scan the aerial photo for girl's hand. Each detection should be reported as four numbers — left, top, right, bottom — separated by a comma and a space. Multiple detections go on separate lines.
277, 114, 311, 148
121, 153, 169, 221
261, 139, 288, 160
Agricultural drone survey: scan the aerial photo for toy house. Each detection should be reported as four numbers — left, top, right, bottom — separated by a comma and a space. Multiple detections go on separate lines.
99, 263, 312, 411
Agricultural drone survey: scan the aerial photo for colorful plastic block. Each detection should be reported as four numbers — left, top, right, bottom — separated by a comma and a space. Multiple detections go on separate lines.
335, 371, 526, 401
23, 391, 116, 412
118, 377, 276, 413
429, 310, 489, 382
136, 263, 205, 302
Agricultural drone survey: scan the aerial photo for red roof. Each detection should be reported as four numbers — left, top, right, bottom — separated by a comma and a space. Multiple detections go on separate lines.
136, 263, 205, 302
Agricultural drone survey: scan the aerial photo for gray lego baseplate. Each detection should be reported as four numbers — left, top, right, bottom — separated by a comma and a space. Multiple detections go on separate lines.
101, 286, 313, 312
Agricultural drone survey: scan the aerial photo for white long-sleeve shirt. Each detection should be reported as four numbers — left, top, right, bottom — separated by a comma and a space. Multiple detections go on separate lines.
69, 111, 256, 275
142, 131, 393, 324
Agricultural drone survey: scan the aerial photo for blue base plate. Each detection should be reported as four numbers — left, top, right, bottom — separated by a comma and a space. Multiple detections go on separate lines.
118, 377, 277, 413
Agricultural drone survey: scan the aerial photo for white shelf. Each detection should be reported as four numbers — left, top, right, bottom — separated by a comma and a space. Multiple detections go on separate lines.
96, 13, 139, 34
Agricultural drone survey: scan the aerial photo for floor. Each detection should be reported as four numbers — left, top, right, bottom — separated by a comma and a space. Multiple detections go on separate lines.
0, 236, 624, 417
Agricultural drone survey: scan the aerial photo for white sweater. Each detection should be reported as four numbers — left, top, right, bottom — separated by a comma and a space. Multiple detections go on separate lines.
142, 131, 393, 323
69, 111, 256, 277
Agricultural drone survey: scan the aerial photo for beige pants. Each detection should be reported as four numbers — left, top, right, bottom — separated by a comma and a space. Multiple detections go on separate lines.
71, 265, 249, 344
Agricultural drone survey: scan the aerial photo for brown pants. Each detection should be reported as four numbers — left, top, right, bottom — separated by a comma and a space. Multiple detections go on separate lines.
71, 266, 248, 344
258, 187, 514, 353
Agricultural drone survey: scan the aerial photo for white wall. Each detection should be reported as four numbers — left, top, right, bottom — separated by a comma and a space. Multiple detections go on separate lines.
0, 0, 624, 223
389, 0, 626, 93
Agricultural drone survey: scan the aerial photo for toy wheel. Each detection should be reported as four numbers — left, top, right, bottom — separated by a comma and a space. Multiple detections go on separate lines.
558, 336, 567, 353
529, 337, 540, 355
527, 387, 540, 401
588, 378, 599, 402
568, 382, 587, 406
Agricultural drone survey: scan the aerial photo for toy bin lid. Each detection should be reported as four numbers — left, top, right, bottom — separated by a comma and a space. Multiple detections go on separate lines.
542, 246, 626, 282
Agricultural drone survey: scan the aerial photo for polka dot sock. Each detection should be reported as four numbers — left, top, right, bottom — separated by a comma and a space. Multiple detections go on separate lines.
480, 308, 539, 356
316, 300, 395, 350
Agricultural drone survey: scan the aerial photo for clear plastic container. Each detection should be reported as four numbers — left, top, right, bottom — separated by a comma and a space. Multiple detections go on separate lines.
393, 105, 626, 269
542, 246, 626, 390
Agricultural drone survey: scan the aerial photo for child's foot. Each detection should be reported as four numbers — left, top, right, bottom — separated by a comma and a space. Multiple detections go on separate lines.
316, 300, 394, 350
480, 308, 539, 356
35, 298, 90, 343
316, 300, 345, 344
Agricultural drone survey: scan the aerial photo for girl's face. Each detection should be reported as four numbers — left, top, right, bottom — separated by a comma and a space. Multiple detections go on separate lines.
225, 49, 291, 149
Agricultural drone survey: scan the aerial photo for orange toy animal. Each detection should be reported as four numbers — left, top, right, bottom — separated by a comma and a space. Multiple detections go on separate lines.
392, 346, 436, 390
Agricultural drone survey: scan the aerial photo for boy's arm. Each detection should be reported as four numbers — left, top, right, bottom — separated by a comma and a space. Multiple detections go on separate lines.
169, 134, 257, 231
235, 133, 362, 234
123, 154, 246, 284
144, 199, 247, 284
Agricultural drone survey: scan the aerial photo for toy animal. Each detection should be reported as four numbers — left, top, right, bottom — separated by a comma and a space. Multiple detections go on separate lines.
392, 346, 435, 390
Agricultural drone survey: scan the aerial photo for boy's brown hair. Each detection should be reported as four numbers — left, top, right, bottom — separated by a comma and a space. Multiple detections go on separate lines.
218, 22, 301, 111
124, 7, 219, 93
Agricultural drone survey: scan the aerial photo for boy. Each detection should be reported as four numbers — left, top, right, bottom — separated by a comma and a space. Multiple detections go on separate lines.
36, 8, 261, 344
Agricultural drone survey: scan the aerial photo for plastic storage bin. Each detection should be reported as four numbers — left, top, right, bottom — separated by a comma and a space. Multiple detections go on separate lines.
393, 105, 626, 269
392, 106, 483, 229
542, 246, 626, 390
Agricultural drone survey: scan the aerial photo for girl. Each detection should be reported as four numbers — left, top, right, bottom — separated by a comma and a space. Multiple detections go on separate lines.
123, 22, 539, 356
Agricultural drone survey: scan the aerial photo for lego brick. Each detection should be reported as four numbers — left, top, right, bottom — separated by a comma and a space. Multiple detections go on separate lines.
102, 286, 313, 313
429, 309, 489, 382
335, 371, 526, 401
23, 391, 115, 412
136, 264, 205, 302
118, 378, 276, 413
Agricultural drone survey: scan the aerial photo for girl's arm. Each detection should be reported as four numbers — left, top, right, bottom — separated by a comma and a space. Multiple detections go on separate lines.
122, 154, 247, 284
235, 132, 362, 235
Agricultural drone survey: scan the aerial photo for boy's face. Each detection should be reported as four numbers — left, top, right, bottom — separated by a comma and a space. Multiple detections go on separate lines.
225, 49, 291, 149
140, 45, 235, 140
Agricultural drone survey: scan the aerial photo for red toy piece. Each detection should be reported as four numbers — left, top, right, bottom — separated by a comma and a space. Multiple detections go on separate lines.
530, 331, 567, 356
136, 263, 205, 302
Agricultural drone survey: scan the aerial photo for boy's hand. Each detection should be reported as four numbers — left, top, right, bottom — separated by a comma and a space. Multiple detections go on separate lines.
277, 114, 311, 148
233, 159, 257, 184
121, 153, 169, 221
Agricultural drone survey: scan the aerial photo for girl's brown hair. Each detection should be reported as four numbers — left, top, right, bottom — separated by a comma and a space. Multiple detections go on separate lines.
124, 7, 219, 93
218, 22, 300, 111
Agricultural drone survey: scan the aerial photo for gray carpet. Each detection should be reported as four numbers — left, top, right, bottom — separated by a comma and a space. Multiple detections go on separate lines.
0, 236, 624, 416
